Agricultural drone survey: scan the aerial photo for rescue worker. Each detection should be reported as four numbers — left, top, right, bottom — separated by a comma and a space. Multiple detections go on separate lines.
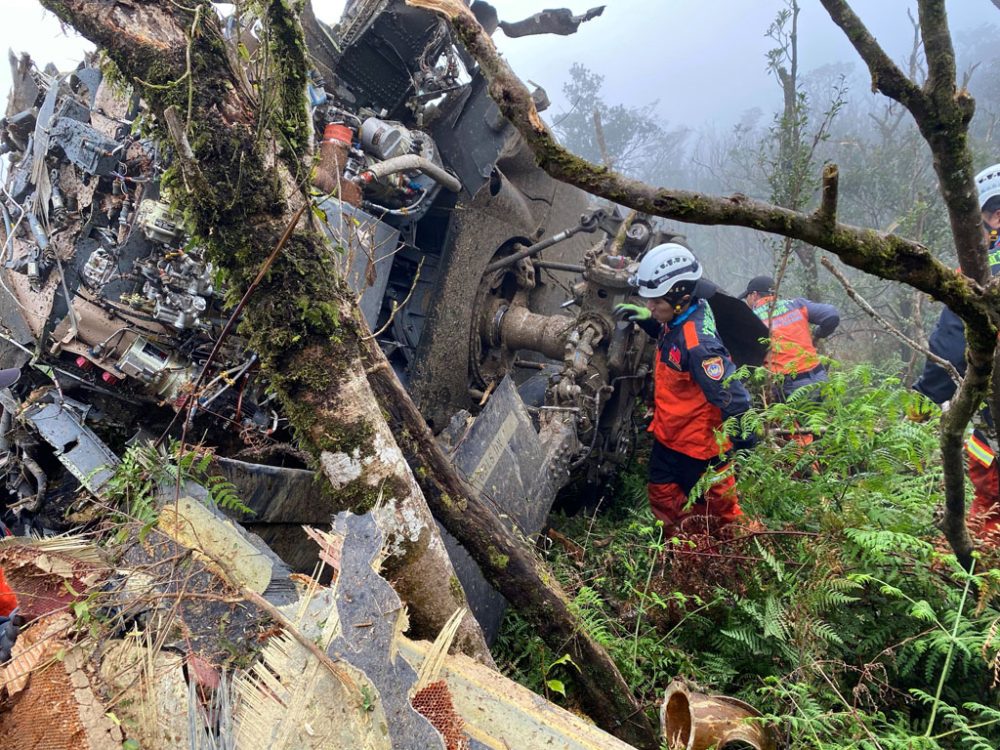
739, 276, 840, 400
0, 564, 17, 662
913, 163, 1000, 534
615, 243, 755, 530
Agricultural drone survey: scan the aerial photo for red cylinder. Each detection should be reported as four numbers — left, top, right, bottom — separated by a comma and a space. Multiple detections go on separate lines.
101, 372, 119, 385
75, 356, 93, 370
323, 123, 353, 145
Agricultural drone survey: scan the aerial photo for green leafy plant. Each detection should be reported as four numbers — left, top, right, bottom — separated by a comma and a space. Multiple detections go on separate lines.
104, 441, 254, 525
496, 363, 1000, 747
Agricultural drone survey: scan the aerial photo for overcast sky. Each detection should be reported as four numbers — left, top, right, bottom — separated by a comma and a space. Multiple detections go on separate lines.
2, 0, 998, 131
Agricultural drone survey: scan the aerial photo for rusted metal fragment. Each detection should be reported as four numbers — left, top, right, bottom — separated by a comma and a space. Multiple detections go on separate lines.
0, 615, 123, 749
661, 680, 776, 750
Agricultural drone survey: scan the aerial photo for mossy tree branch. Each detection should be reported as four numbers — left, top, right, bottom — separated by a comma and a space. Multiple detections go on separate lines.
408, 0, 989, 568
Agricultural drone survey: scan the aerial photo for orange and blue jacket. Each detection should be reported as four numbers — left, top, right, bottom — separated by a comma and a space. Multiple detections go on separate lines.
751, 295, 840, 377
639, 300, 751, 460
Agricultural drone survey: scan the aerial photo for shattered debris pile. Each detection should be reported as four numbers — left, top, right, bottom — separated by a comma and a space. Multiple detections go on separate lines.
0, 508, 642, 749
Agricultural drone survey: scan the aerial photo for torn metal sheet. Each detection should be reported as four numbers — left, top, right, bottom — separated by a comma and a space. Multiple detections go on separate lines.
499, 5, 606, 37
399, 638, 637, 750
22, 400, 118, 493
442, 375, 548, 641
327, 511, 446, 750
212, 456, 327, 523
318, 199, 400, 328
158, 495, 274, 595
452, 376, 546, 531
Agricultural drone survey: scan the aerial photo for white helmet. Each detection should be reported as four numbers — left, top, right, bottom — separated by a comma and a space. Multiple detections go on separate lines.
975, 163, 1000, 210
631, 243, 702, 299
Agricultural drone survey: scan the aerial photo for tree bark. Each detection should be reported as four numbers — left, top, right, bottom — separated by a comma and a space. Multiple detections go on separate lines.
40, 0, 491, 659
408, 0, 990, 568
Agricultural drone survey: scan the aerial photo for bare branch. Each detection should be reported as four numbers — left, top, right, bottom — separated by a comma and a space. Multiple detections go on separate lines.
918, 0, 957, 101
592, 108, 612, 170
816, 163, 839, 229
821, 257, 962, 386
818, 0, 926, 112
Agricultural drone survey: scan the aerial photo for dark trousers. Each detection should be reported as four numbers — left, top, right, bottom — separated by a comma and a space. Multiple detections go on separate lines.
646, 439, 741, 528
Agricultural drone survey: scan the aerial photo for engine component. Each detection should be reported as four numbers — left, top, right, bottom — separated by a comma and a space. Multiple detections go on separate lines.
146, 284, 207, 330
360, 116, 413, 160
358, 153, 461, 194
356, 117, 458, 221
47, 117, 120, 176
314, 123, 363, 206
132, 243, 214, 330
113, 336, 194, 401
135, 199, 183, 244
81, 247, 117, 288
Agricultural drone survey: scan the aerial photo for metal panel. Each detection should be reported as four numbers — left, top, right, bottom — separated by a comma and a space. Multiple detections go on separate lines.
442, 376, 549, 641
318, 198, 400, 328
23, 401, 119, 492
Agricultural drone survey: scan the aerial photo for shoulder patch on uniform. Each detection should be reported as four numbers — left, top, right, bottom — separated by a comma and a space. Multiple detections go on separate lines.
702, 356, 725, 381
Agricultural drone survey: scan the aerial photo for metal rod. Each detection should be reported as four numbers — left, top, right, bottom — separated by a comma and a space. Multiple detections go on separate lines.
484, 228, 582, 273
533, 261, 585, 273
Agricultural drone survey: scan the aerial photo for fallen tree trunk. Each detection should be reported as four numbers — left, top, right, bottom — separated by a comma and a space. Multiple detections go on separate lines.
362, 336, 658, 748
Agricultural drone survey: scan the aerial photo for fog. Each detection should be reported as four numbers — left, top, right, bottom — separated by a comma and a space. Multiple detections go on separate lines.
4, 1, 998, 134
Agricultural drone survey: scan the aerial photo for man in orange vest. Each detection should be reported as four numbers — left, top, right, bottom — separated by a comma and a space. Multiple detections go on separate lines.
616, 244, 755, 531
739, 276, 840, 400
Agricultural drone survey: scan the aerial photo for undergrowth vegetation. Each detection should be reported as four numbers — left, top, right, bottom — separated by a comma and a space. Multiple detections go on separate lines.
103, 440, 253, 527
495, 363, 1000, 748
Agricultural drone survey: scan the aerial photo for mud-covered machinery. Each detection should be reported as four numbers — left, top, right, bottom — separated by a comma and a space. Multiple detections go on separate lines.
471, 213, 679, 488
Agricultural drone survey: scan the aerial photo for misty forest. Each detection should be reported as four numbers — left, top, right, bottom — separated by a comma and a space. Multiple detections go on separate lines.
0, 1, 999, 749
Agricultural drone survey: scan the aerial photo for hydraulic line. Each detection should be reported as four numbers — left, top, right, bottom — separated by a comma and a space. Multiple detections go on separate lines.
358, 154, 461, 193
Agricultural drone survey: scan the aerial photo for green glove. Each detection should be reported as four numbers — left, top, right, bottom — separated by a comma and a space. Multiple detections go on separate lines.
614, 303, 651, 322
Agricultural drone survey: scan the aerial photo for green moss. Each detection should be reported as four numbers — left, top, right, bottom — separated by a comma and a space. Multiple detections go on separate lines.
329, 476, 382, 515
487, 546, 510, 570
264, 0, 314, 168
449, 575, 467, 603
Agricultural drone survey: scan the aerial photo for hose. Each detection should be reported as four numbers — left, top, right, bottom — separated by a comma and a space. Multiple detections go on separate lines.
358, 154, 461, 193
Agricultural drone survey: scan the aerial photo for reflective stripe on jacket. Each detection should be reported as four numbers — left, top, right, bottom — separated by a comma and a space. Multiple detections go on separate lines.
968, 431, 996, 468
650, 300, 751, 460
752, 296, 839, 376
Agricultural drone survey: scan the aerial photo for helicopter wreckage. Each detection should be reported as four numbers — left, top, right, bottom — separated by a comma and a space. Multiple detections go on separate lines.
0, 0, 766, 644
